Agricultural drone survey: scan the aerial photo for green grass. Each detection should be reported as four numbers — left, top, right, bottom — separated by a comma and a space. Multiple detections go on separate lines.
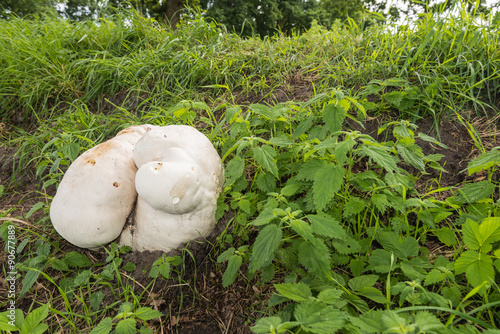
1, 3, 500, 333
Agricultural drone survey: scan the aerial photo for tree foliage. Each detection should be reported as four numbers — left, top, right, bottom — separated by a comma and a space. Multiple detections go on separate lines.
0, 0, 56, 19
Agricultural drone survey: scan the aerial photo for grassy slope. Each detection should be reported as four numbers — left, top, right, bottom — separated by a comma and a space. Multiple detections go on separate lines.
1, 7, 500, 334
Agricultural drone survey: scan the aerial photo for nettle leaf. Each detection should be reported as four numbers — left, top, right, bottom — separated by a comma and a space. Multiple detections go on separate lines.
466, 148, 500, 175
222, 255, 242, 287
418, 133, 448, 149
253, 145, 278, 178
317, 289, 344, 304
367, 249, 394, 274
396, 143, 425, 171
455, 180, 495, 203
65, 251, 92, 268
348, 275, 379, 290
334, 139, 356, 164
293, 118, 314, 140
115, 318, 137, 334
250, 224, 282, 271
356, 286, 391, 304
274, 282, 312, 302
414, 311, 446, 332
298, 238, 331, 275
90, 317, 113, 334
252, 208, 277, 226
225, 156, 245, 185
290, 219, 314, 242
478, 217, 500, 249
378, 232, 419, 259
332, 236, 361, 255
251, 316, 297, 334
313, 164, 345, 212
134, 307, 163, 321
424, 269, 447, 286
383, 91, 403, 107
455, 250, 495, 288
217, 247, 235, 263
294, 302, 346, 334
359, 143, 398, 172
323, 103, 347, 132
463, 219, 482, 250
20, 269, 41, 297
308, 213, 345, 239
296, 159, 327, 181
343, 197, 366, 218
371, 193, 389, 214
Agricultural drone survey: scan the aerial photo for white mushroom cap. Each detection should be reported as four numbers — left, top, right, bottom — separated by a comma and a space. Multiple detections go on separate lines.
50, 125, 154, 250
119, 125, 223, 252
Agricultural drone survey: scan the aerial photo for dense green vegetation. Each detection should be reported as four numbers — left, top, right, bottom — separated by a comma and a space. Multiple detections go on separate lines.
1, 3, 500, 333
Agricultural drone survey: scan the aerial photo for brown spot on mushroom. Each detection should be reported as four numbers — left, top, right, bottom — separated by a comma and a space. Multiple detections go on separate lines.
154, 162, 163, 171
113, 182, 119, 188
87, 159, 96, 166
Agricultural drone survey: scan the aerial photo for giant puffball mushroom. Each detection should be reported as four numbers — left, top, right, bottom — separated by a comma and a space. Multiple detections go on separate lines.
119, 125, 224, 252
50, 124, 224, 253
50, 124, 156, 250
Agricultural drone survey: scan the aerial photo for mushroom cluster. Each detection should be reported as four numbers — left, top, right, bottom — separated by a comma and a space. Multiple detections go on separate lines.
49, 125, 224, 252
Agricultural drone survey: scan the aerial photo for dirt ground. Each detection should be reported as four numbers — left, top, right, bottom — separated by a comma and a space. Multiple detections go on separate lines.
1, 88, 499, 333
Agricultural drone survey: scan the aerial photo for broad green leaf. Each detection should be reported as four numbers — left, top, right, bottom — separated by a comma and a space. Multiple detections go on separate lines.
250, 224, 282, 271
342, 197, 366, 218
396, 143, 425, 171
20, 269, 40, 297
356, 286, 391, 304
292, 118, 313, 140
455, 250, 495, 288
381, 311, 408, 332
371, 193, 389, 214
252, 208, 276, 226
64, 251, 92, 268
74, 270, 92, 286
290, 219, 314, 242
317, 289, 344, 304
456, 180, 495, 203
225, 156, 245, 184
90, 318, 113, 334
366, 249, 394, 273
274, 282, 312, 302
479, 217, 500, 249
414, 311, 446, 332
383, 91, 403, 107
298, 238, 331, 276
281, 182, 302, 197
296, 159, 327, 181
0, 315, 19, 331
436, 227, 458, 246
308, 213, 345, 239
348, 275, 379, 291
134, 307, 163, 321
323, 103, 346, 132
424, 269, 446, 286
115, 318, 136, 334
90, 292, 104, 312
25, 202, 45, 219
20, 304, 49, 334
334, 138, 356, 164
61, 142, 80, 161
253, 145, 278, 177
378, 232, 418, 259
418, 133, 448, 149
294, 302, 346, 334
217, 247, 235, 263
222, 255, 242, 287
359, 144, 398, 172
312, 164, 345, 211
251, 316, 294, 334
123, 262, 136, 272
466, 148, 500, 175
331, 236, 361, 255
